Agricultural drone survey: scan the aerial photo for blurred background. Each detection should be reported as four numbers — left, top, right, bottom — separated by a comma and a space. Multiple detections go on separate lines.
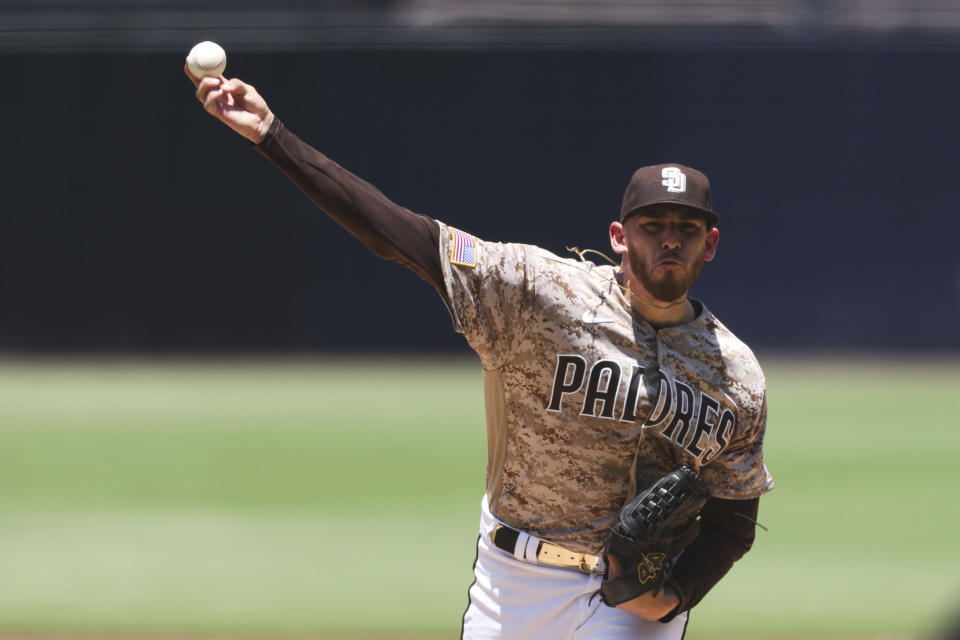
0, 0, 959, 638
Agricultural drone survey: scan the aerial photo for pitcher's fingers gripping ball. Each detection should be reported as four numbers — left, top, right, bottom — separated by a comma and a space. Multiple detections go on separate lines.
187, 41, 227, 79
600, 466, 710, 605
185, 62, 274, 146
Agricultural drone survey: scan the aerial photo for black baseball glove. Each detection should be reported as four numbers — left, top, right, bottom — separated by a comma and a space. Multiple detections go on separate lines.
599, 465, 710, 606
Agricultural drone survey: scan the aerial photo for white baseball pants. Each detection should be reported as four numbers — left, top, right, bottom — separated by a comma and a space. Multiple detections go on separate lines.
461, 495, 689, 639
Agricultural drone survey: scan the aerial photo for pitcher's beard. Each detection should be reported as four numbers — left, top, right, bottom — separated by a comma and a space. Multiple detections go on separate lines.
629, 246, 704, 304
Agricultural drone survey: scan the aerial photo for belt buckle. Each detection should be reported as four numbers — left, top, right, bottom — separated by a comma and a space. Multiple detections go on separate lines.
577, 553, 592, 574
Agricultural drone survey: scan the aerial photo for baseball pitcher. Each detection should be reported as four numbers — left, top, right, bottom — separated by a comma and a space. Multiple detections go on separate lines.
186, 63, 773, 640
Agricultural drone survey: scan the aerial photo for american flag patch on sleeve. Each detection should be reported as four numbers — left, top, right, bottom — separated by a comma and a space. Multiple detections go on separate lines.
450, 227, 477, 268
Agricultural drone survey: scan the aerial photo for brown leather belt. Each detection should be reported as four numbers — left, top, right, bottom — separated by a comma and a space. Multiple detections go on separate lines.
491, 523, 605, 574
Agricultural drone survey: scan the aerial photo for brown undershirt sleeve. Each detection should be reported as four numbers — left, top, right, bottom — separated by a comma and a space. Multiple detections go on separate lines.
252, 118, 446, 294
663, 496, 760, 620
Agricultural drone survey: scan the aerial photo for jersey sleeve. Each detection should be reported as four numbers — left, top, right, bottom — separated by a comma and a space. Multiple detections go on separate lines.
700, 392, 774, 500
436, 222, 534, 370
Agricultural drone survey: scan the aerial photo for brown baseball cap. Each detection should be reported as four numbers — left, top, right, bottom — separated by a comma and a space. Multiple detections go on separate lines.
620, 163, 720, 226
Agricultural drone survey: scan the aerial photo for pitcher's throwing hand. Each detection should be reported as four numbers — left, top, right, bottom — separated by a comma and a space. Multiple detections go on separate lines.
184, 61, 273, 144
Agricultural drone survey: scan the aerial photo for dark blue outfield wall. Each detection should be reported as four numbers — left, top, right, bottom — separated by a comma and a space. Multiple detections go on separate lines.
1, 47, 958, 353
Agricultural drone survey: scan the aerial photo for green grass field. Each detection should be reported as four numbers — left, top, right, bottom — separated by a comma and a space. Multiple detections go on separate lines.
0, 355, 957, 638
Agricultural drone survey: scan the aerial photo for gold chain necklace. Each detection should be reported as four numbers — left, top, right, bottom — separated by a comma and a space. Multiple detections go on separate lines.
565, 246, 689, 311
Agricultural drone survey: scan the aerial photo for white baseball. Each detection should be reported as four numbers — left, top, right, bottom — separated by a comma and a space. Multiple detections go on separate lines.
187, 41, 227, 79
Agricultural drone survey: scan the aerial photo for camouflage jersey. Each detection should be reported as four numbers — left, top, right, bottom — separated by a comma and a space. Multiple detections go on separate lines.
437, 222, 774, 555
252, 118, 773, 560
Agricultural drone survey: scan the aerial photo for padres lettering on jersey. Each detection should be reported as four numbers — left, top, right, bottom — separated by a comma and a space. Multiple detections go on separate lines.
437, 222, 773, 553
546, 357, 735, 466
